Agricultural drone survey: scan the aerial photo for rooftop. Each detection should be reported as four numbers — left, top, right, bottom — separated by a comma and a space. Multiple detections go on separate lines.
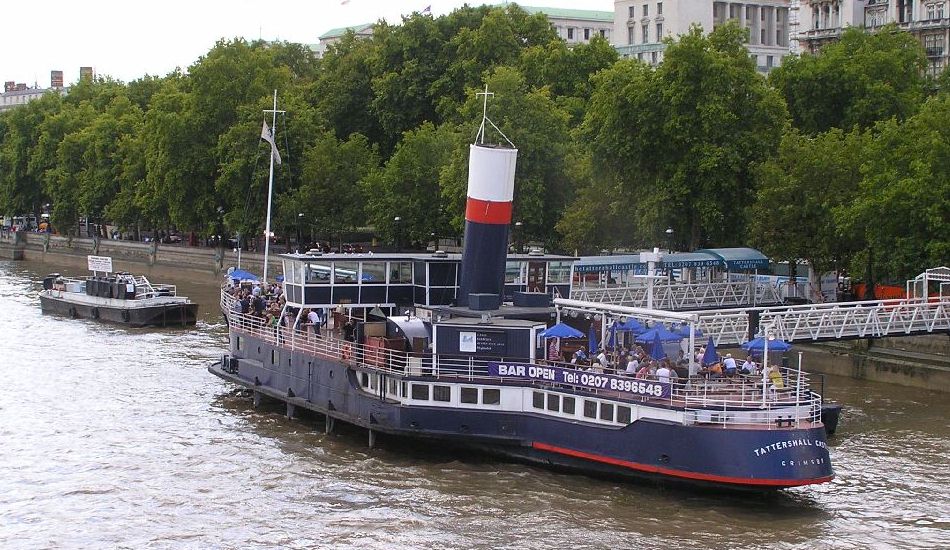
498, 2, 614, 22
319, 22, 375, 41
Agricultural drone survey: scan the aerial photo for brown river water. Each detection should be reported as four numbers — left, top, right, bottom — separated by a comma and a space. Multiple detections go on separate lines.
0, 260, 948, 549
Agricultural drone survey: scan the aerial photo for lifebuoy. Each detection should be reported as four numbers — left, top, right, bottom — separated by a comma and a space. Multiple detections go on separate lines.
68, 306, 77, 318
121, 309, 131, 323
91, 307, 100, 319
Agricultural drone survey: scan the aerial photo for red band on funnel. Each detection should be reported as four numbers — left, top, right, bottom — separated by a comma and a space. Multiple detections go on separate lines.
465, 197, 513, 225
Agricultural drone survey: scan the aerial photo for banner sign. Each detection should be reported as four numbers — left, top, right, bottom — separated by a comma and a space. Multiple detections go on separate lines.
488, 362, 670, 398
87, 255, 113, 273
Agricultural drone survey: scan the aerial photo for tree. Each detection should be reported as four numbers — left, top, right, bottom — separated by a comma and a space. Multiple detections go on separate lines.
581, 22, 787, 250
440, 67, 574, 246
750, 128, 868, 282
770, 25, 927, 135
844, 95, 950, 282
364, 122, 457, 244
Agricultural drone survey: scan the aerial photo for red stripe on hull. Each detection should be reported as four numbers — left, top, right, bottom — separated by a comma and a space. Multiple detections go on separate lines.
465, 197, 513, 225
531, 441, 833, 488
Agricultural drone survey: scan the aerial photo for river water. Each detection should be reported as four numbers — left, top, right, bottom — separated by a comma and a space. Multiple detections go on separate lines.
0, 260, 947, 549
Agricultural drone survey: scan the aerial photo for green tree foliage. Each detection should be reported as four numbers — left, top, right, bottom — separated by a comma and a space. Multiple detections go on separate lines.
365, 122, 457, 244
844, 95, 950, 281
581, 23, 787, 250
770, 25, 927, 134
750, 128, 868, 278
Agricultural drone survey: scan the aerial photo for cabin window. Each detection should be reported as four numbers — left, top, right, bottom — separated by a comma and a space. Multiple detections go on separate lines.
401, 382, 408, 397
389, 379, 399, 395
505, 261, 524, 284
362, 262, 386, 284
617, 405, 632, 424
235, 336, 242, 350
390, 262, 412, 284
411, 384, 430, 400
600, 403, 614, 422
548, 262, 571, 284
271, 350, 279, 365
361, 372, 369, 387
428, 262, 457, 287
433, 385, 451, 402
563, 396, 576, 415
461, 387, 478, 404
482, 388, 501, 405
533, 391, 545, 409
583, 400, 597, 419
334, 262, 359, 284
306, 262, 331, 284
370, 374, 378, 390
546, 394, 560, 412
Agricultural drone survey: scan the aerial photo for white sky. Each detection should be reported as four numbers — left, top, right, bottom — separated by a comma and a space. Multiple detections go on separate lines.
4, 0, 613, 86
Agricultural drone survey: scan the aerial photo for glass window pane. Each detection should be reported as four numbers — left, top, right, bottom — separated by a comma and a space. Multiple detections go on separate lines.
362, 261, 386, 284
600, 403, 614, 421
563, 396, 575, 415
411, 384, 429, 400
306, 262, 331, 284
391, 262, 413, 284
461, 387, 478, 404
482, 388, 500, 405
533, 391, 545, 409
618, 406, 632, 424
433, 385, 451, 402
334, 262, 359, 284
583, 400, 597, 418
546, 394, 560, 412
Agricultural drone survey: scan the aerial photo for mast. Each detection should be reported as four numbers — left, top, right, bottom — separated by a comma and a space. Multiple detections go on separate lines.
262, 90, 285, 284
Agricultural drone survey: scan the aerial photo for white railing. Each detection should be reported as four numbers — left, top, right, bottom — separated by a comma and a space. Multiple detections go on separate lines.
570, 280, 784, 310
222, 292, 821, 427
697, 296, 950, 345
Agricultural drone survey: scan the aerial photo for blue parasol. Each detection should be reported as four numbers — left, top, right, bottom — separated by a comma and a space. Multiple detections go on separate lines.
674, 322, 703, 338
649, 332, 667, 360
702, 336, 718, 365
607, 322, 618, 349
588, 324, 599, 354
635, 324, 683, 344
742, 337, 792, 352
227, 268, 259, 281
617, 318, 646, 334
540, 322, 584, 339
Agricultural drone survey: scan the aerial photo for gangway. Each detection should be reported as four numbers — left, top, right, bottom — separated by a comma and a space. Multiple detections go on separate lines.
570, 280, 785, 311
697, 295, 950, 346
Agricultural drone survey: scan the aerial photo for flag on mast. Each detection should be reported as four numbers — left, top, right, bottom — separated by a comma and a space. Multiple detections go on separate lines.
260, 121, 282, 165
422, 5, 431, 13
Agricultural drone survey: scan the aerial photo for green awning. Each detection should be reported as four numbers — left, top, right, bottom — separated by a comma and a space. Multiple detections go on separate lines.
695, 248, 770, 270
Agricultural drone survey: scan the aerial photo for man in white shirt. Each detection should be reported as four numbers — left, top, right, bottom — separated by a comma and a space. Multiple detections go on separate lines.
742, 356, 757, 375
723, 353, 738, 376
307, 309, 321, 336
656, 363, 672, 384
625, 355, 639, 376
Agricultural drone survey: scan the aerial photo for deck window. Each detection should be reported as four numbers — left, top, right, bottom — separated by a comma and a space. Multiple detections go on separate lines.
617, 406, 632, 424
362, 262, 386, 284
433, 385, 451, 402
482, 388, 501, 405
563, 396, 576, 415
360, 372, 369, 387
306, 262, 332, 284
271, 350, 279, 365
533, 391, 545, 409
401, 382, 408, 397
546, 394, 560, 412
461, 387, 478, 404
600, 403, 614, 421
391, 262, 413, 284
411, 383, 430, 400
583, 400, 597, 419
334, 262, 359, 284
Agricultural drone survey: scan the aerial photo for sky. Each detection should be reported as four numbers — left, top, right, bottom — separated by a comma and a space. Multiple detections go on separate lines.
4, 0, 613, 87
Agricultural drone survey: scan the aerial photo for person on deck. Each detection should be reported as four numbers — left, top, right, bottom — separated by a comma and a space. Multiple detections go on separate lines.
723, 353, 738, 376
742, 356, 758, 375
656, 363, 672, 384
625, 354, 640, 376
307, 308, 321, 337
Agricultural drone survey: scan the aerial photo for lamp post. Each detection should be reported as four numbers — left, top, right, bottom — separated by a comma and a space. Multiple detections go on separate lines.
296, 212, 305, 253
215, 206, 225, 249
665, 227, 674, 254
393, 216, 402, 251
514, 221, 523, 253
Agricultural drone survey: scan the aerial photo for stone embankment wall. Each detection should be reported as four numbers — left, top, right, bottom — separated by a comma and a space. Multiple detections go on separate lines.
1, 231, 264, 282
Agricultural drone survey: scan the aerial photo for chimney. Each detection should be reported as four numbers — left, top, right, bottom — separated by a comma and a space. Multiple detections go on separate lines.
3, 81, 14, 93
51, 70, 64, 88
457, 142, 519, 306
79, 66, 94, 82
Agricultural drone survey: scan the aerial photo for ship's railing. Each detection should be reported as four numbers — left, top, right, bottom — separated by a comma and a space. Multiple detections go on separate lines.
131, 275, 178, 299
222, 297, 821, 427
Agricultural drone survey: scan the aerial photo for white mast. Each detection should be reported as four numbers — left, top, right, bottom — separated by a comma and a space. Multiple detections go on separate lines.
262, 89, 285, 284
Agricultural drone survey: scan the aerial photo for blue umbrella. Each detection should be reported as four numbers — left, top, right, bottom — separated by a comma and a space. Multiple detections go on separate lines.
617, 318, 646, 334
702, 336, 718, 366
227, 268, 259, 281
588, 324, 599, 354
635, 325, 683, 344
649, 332, 667, 360
674, 322, 703, 338
607, 322, 618, 349
540, 322, 584, 339
742, 337, 792, 352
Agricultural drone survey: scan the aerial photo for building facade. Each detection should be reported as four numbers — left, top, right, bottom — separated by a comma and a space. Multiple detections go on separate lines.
516, 5, 615, 44
613, 0, 794, 71
798, 0, 949, 75
0, 71, 68, 113
313, 23, 376, 58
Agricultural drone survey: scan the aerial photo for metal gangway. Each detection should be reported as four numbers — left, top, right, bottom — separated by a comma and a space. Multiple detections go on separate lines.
697, 295, 950, 346
570, 279, 786, 311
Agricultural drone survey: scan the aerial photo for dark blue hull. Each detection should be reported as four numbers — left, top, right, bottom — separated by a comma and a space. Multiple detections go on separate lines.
210, 333, 833, 491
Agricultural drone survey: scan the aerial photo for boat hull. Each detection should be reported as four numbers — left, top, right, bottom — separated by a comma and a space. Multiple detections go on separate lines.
210, 332, 834, 492
40, 294, 198, 327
